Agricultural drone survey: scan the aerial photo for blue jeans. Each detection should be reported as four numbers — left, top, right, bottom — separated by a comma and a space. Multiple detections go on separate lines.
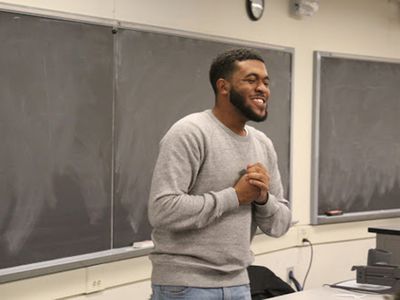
151, 284, 251, 300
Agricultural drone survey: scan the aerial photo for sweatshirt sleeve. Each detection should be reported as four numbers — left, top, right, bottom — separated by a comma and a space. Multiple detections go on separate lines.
148, 121, 239, 232
252, 139, 292, 237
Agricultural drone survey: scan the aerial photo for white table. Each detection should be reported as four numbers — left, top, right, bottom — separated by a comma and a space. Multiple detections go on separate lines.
272, 286, 387, 299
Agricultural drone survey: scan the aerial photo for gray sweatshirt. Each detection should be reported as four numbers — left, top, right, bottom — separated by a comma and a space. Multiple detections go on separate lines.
148, 109, 291, 287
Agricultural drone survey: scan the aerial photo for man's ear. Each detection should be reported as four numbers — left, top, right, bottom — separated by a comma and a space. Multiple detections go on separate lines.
216, 78, 230, 95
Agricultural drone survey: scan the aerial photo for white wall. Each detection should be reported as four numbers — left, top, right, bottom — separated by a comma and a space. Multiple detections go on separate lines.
0, 0, 399, 299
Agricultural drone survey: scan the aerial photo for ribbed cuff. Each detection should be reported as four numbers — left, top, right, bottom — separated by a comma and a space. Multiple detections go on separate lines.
253, 193, 280, 216
211, 187, 239, 216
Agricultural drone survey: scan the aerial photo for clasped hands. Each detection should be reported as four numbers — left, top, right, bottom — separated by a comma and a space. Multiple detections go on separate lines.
234, 162, 270, 205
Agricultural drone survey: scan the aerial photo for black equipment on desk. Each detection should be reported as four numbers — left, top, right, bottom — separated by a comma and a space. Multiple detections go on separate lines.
368, 248, 392, 266
352, 264, 400, 293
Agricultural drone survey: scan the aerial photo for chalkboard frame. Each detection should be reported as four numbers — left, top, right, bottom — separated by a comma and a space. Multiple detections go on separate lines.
311, 51, 400, 224
0, 8, 294, 283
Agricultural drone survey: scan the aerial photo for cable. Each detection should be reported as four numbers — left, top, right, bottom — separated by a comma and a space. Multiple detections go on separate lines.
288, 270, 303, 291
301, 238, 313, 290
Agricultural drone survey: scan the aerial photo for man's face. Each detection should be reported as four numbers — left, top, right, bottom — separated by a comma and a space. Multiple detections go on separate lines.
228, 60, 270, 122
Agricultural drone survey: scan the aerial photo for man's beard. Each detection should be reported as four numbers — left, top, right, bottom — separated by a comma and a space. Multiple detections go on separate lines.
229, 88, 267, 122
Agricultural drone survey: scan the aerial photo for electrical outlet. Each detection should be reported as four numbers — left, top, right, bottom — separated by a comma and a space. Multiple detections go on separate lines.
86, 277, 104, 293
296, 227, 309, 246
286, 266, 294, 282
86, 267, 106, 293
91, 279, 102, 288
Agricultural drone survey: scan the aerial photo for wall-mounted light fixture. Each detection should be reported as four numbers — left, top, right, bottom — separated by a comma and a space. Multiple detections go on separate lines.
290, 0, 320, 18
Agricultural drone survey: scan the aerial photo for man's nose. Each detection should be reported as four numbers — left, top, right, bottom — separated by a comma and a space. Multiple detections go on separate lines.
256, 82, 269, 94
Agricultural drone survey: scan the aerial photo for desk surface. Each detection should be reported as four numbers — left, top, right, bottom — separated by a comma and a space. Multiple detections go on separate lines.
273, 286, 386, 299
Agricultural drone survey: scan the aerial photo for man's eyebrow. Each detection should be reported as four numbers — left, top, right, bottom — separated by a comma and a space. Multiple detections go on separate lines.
244, 73, 270, 81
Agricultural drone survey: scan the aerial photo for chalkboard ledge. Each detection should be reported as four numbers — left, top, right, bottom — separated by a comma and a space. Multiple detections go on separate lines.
313, 209, 400, 225
0, 246, 153, 284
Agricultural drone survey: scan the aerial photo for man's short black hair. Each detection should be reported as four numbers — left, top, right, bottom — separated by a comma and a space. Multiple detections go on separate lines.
209, 48, 265, 94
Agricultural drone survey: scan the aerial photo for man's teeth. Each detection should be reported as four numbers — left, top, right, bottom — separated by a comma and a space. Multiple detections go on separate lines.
253, 98, 264, 104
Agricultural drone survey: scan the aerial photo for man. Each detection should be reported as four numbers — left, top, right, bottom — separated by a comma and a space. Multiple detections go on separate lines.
148, 48, 292, 300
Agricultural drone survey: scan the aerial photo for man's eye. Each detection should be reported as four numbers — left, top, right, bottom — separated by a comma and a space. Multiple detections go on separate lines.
245, 79, 256, 84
